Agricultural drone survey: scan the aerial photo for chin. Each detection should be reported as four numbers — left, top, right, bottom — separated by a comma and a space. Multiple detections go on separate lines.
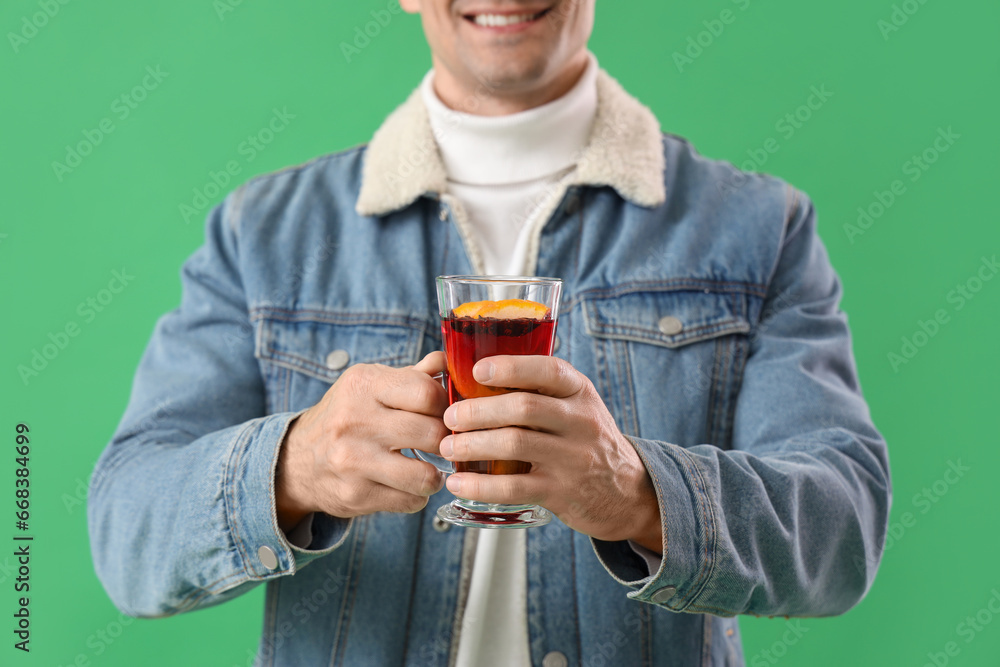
462, 46, 554, 91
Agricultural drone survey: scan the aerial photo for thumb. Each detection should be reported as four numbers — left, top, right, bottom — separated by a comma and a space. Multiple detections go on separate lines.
413, 350, 447, 376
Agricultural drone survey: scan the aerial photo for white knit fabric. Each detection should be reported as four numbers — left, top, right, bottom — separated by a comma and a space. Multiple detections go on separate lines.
422, 55, 598, 667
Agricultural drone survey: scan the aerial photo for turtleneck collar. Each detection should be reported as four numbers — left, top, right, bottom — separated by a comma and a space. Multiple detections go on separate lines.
420, 52, 599, 186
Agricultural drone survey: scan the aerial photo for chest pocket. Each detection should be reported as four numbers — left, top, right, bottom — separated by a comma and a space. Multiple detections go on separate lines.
581, 288, 752, 448
252, 309, 430, 413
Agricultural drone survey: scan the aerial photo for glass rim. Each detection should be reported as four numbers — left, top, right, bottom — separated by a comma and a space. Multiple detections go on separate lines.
436, 275, 562, 285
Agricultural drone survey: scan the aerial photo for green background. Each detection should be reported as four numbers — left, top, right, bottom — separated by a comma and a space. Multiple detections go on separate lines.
1, 0, 997, 665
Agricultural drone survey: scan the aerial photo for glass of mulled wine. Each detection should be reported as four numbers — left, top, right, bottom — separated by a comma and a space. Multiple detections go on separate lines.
419, 276, 562, 529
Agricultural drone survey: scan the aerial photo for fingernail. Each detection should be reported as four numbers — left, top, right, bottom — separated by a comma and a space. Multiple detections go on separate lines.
446, 475, 462, 495
440, 436, 454, 457
473, 360, 494, 383
443, 406, 458, 429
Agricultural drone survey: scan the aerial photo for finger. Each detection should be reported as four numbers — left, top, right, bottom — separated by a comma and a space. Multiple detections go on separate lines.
375, 410, 451, 455
441, 427, 550, 464
413, 350, 448, 375
443, 392, 566, 433
380, 370, 449, 417
446, 471, 544, 506
368, 452, 446, 497
472, 355, 585, 398
334, 481, 435, 516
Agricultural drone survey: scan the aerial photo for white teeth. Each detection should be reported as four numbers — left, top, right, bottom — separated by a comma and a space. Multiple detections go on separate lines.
472, 12, 540, 27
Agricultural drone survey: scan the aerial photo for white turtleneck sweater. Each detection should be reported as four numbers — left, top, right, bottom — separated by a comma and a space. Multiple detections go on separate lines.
422, 55, 598, 667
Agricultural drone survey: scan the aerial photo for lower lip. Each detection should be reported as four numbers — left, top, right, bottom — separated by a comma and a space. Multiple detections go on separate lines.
463, 11, 548, 34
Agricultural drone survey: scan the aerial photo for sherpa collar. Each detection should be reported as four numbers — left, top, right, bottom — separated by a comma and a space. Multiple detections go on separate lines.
355, 69, 666, 217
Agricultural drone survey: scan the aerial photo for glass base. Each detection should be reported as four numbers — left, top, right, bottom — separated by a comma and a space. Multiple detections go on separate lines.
436, 499, 551, 529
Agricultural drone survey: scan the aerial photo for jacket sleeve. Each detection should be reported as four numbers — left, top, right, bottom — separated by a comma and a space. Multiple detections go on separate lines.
87, 194, 352, 618
592, 188, 891, 617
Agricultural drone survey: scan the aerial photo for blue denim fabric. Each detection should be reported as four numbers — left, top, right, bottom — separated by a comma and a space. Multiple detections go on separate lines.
88, 134, 890, 666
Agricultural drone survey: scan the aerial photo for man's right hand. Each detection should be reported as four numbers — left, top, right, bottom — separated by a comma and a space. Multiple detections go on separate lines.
274, 351, 451, 531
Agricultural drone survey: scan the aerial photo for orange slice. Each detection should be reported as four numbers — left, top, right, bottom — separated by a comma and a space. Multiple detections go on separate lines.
453, 300, 492, 319
478, 299, 550, 320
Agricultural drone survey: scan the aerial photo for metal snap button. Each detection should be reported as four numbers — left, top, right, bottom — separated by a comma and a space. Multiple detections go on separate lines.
432, 516, 451, 533
650, 585, 677, 604
657, 316, 683, 336
542, 651, 568, 667
325, 349, 350, 370
552, 336, 561, 354
257, 545, 279, 571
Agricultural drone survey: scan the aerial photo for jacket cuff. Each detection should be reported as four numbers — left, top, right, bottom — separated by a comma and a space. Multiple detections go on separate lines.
226, 412, 352, 580
591, 436, 715, 611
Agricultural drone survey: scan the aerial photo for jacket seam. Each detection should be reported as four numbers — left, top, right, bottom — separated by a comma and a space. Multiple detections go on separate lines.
586, 325, 752, 350
619, 339, 640, 436
329, 516, 367, 667
170, 574, 247, 616
668, 446, 719, 612
705, 336, 725, 447
570, 279, 768, 309
754, 184, 802, 334
399, 511, 425, 663
250, 308, 429, 329
589, 316, 748, 340
641, 602, 652, 667
260, 578, 281, 667
223, 420, 261, 580
701, 615, 713, 667
624, 436, 669, 587
261, 348, 411, 378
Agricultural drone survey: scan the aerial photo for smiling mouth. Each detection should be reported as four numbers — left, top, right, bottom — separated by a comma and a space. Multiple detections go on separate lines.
463, 8, 551, 27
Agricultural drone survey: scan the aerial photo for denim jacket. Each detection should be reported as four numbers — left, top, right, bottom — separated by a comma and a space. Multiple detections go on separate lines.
88, 69, 890, 666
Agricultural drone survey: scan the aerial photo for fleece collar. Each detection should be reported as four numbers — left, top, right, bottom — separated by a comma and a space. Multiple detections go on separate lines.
355, 69, 666, 217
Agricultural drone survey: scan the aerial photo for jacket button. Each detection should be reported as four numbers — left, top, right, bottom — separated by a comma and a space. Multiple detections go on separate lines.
650, 585, 677, 604
542, 651, 568, 667
325, 350, 350, 370
657, 316, 683, 336
257, 545, 279, 571
432, 516, 451, 533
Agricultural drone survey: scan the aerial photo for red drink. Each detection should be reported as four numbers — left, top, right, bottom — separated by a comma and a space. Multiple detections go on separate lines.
441, 314, 556, 475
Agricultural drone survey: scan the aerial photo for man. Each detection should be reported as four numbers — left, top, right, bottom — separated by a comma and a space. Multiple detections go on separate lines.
88, 1, 891, 665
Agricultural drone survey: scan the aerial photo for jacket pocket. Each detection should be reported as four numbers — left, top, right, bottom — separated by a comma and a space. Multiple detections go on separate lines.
581, 288, 752, 447
251, 308, 430, 413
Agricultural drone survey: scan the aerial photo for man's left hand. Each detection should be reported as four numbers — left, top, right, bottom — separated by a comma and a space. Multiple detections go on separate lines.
440, 355, 663, 553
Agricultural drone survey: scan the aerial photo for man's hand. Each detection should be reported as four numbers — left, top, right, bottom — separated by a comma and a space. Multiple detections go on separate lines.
439, 356, 663, 553
274, 352, 451, 532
